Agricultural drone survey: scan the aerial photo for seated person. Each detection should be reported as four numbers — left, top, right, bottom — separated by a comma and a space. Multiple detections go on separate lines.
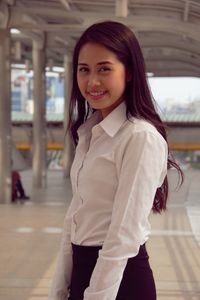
12, 170, 30, 202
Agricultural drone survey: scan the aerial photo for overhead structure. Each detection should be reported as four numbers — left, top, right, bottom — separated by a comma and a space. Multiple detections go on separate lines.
0, 0, 200, 203
0, 0, 199, 77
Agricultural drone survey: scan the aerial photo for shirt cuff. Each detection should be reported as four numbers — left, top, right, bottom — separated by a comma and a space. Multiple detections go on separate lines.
83, 255, 128, 300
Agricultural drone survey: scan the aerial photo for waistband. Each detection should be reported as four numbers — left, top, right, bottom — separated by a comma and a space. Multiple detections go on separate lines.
71, 243, 146, 257
72, 243, 102, 255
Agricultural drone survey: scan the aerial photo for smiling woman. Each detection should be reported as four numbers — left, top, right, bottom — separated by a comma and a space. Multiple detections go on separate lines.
48, 21, 183, 300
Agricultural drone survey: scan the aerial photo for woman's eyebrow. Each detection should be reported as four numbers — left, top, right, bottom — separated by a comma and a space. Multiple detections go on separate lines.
78, 61, 114, 66
97, 61, 113, 65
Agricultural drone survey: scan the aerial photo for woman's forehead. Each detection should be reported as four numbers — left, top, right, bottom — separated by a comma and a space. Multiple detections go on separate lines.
78, 43, 119, 64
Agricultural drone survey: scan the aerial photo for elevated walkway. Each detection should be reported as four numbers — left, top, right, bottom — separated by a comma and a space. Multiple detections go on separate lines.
0, 169, 200, 300
12, 115, 200, 151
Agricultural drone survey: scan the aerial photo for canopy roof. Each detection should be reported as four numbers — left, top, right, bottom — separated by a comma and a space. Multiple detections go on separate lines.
1, 0, 200, 77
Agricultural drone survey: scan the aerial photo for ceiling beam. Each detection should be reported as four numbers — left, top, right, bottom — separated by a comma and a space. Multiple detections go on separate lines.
183, 0, 190, 22
10, 5, 80, 19
4, 0, 16, 5
149, 69, 199, 77
144, 54, 200, 69
139, 35, 200, 57
8, 7, 200, 43
0, 2, 9, 29
115, 0, 128, 18
146, 61, 200, 77
147, 60, 200, 71
59, 0, 71, 11
126, 16, 200, 43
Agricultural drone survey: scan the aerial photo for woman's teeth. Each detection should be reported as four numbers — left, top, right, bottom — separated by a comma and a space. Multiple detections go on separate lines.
89, 91, 105, 96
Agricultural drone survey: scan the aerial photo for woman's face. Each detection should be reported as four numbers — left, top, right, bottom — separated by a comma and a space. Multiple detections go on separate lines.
77, 42, 128, 118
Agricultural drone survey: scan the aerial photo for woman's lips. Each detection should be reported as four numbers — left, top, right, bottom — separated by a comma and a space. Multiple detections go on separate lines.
87, 91, 107, 101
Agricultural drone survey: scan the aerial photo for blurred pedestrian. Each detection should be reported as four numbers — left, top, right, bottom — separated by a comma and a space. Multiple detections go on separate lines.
12, 170, 30, 203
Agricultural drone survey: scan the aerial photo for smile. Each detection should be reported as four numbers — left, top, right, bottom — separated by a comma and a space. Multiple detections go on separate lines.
88, 91, 106, 96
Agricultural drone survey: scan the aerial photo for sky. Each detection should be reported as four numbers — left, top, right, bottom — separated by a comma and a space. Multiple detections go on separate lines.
148, 77, 200, 106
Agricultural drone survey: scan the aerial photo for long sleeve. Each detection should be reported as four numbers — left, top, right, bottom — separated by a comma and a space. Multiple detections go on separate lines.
84, 130, 168, 300
48, 198, 78, 300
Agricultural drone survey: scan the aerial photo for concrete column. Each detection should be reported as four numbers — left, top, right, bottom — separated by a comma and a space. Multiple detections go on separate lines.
63, 54, 74, 177
32, 41, 47, 188
0, 29, 11, 203
115, 0, 128, 17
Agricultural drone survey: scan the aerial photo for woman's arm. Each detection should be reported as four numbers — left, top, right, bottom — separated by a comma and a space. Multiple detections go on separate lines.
48, 198, 77, 300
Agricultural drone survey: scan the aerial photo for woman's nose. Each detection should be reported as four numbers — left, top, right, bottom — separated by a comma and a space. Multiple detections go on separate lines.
87, 74, 101, 87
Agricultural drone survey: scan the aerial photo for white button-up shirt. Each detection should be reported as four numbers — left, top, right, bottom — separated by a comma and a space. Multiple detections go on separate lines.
48, 102, 168, 300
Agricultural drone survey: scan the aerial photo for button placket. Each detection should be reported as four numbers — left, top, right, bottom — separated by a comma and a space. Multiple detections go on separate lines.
75, 135, 90, 203
75, 126, 102, 203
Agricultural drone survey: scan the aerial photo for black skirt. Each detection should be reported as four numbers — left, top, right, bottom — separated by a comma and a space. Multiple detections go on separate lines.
68, 243, 156, 300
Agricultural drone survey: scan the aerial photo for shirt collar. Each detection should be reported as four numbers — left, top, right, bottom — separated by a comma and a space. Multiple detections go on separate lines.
78, 102, 127, 138
77, 110, 101, 137
99, 102, 127, 137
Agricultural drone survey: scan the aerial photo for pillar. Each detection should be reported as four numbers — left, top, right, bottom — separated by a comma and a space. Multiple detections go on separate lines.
63, 54, 74, 177
32, 40, 47, 188
0, 29, 11, 203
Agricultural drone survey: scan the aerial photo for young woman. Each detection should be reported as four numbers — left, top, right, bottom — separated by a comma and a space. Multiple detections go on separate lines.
48, 21, 183, 300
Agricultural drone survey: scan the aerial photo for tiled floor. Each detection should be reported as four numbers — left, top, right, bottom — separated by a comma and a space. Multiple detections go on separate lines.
0, 169, 200, 300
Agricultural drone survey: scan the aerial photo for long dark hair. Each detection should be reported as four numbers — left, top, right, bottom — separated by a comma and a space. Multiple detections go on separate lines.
68, 20, 183, 213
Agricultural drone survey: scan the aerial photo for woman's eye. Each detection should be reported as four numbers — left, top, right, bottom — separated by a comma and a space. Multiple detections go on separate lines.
78, 67, 88, 73
99, 67, 110, 72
